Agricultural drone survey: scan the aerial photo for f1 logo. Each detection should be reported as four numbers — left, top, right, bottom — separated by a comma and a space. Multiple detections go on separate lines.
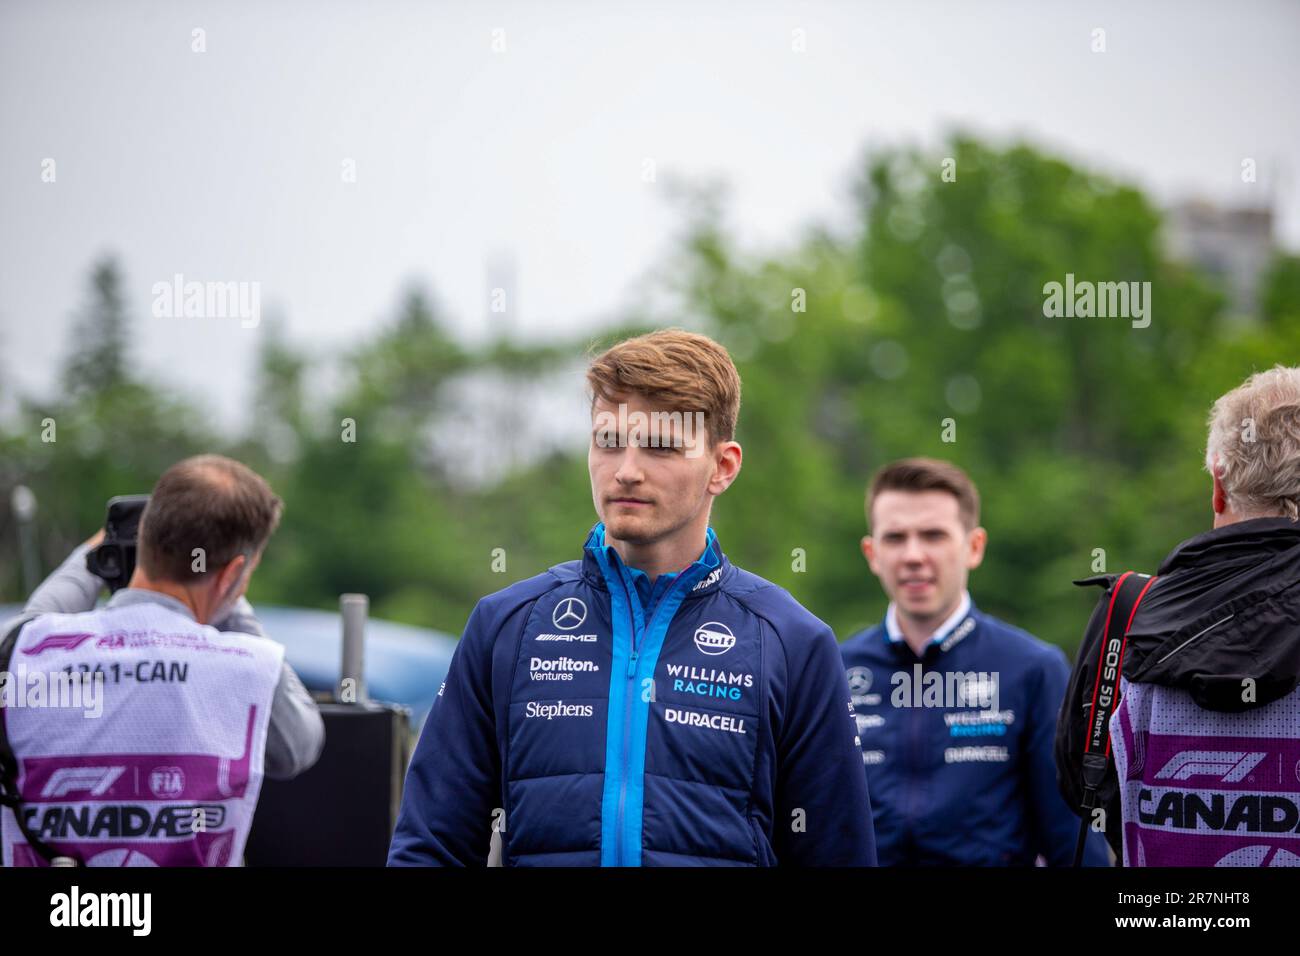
40, 766, 125, 798
1155, 750, 1266, 782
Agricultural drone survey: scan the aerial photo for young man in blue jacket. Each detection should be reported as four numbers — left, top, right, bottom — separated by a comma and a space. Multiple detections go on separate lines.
840, 458, 1108, 866
389, 329, 876, 867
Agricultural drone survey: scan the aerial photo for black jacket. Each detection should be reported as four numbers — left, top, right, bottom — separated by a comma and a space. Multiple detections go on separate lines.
1054, 516, 1300, 857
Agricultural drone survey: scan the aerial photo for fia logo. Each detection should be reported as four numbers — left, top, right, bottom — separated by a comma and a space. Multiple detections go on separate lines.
149, 767, 186, 799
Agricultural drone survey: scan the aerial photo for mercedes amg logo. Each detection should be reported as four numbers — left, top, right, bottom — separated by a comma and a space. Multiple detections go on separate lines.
846, 667, 873, 696
552, 597, 588, 631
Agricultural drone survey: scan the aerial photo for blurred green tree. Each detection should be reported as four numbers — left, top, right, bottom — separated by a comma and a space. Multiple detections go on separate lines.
4, 258, 213, 586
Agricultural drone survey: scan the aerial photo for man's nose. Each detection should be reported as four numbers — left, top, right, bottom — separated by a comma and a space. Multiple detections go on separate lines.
901, 535, 926, 564
613, 447, 645, 484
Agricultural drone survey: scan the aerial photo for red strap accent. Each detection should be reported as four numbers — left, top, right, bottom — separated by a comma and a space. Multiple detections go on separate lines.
1104, 574, 1159, 757
1084, 572, 1133, 754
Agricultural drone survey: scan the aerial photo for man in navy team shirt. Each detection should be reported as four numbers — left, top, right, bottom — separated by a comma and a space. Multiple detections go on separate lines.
841, 457, 1108, 866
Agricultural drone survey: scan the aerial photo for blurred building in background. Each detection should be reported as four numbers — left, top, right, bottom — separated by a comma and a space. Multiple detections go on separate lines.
1165, 199, 1276, 319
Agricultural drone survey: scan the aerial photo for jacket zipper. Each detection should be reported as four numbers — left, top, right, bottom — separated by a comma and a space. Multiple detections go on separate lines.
904, 651, 925, 861
614, 576, 680, 867
616, 591, 638, 867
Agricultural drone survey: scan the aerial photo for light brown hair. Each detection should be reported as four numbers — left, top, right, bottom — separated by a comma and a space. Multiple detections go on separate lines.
138, 454, 283, 582
586, 329, 742, 445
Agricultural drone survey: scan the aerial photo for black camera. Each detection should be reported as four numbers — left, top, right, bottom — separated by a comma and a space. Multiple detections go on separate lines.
85, 495, 150, 592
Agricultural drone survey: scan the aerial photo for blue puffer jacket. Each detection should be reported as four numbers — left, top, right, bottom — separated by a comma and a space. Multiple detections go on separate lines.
389, 523, 877, 866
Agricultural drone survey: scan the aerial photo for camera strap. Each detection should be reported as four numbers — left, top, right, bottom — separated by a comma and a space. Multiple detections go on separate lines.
1071, 570, 1157, 867
0, 614, 82, 866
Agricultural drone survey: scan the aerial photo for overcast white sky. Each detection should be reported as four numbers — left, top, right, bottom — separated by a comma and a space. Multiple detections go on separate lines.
2, 0, 1297, 433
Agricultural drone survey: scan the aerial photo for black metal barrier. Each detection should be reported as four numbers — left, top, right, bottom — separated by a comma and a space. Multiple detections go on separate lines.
245, 701, 412, 866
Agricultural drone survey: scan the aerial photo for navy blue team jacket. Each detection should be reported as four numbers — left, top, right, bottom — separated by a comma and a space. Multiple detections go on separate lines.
389, 523, 877, 866
840, 602, 1110, 866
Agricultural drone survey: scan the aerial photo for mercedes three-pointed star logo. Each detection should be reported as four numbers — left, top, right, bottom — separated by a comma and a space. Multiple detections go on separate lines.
552, 597, 588, 631
846, 667, 873, 696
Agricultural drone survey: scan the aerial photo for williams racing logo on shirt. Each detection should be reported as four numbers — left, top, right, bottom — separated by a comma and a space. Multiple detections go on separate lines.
664, 663, 752, 701
945, 709, 1015, 738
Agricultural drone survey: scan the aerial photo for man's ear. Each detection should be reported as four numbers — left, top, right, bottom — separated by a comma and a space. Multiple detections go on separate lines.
1211, 461, 1228, 515
214, 553, 248, 600
862, 534, 882, 576
966, 526, 988, 570
707, 441, 742, 495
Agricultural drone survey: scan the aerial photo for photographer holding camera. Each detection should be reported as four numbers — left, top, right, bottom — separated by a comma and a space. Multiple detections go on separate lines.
0, 454, 324, 866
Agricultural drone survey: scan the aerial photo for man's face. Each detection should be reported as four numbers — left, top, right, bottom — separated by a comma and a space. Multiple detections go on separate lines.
862, 490, 986, 623
588, 392, 720, 546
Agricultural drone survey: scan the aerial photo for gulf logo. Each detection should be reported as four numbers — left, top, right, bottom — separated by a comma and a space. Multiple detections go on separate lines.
693, 622, 736, 656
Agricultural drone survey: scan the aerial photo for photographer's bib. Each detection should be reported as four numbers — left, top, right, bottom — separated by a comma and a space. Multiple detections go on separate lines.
1112, 678, 1300, 867
1, 594, 283, 866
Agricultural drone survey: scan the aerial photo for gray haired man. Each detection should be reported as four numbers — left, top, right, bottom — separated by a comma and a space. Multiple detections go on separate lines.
1056, 365, 1300, 866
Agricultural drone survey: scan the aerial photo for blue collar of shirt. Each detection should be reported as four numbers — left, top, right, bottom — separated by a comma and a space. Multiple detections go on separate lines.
588, 523, 719, 618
